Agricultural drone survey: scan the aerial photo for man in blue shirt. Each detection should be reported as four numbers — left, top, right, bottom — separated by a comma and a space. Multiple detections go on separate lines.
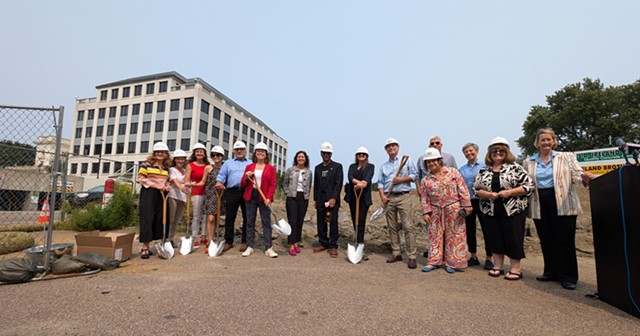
377, 138, 418, 269
458, 142, 493, 270
216, 140, 252, 252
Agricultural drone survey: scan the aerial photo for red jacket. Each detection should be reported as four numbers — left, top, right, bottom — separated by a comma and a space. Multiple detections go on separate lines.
240, 163, 277, 203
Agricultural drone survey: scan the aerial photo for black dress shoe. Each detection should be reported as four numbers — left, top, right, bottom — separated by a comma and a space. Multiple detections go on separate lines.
536, 274, 557, 282
561, 282, 576, 290
407, 259, 417, 269
483, 260, 494, 270
468, 257, 480, 266
386, 255, 402, 263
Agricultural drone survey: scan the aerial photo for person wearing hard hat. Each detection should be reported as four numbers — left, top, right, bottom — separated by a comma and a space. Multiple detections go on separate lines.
419, 148, 472, 274
216, 140, 252, 252
240, 142, 278, 258
377, 138, 419, 269
202, 145, 225, 254
459, 142, 493, 270
137, 142, 172, 259
312, 142, 343, 258
282, 150, 312, 256
344, 146, 375, 260
185, 143, 210, 248
168, 149, 189, 247
473, 137, 533, 281
417, 136, 458, 184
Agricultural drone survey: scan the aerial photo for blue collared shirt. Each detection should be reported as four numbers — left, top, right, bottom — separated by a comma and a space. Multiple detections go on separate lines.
531, 151, 557, 189
377, 155, 417, 193
216, 157, 251, 188
458, 160, 485, 199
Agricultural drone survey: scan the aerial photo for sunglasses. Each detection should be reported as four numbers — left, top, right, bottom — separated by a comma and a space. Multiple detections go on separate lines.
357, 153, 367, 156
212, 154, 223, 157
491, 149, 507, 155
430, 142, 441, 146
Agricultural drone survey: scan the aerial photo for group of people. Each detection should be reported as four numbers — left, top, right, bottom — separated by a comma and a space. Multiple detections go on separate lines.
137, 128, 593, 290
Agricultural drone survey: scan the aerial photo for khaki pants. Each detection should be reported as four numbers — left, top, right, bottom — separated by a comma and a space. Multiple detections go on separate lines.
385, 193, 416, 259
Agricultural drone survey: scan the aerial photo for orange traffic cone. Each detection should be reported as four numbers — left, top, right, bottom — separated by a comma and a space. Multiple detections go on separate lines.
38, 199, 50, 224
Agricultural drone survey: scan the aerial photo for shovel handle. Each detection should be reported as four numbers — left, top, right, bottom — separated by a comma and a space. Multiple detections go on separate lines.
353, 187, 363, 243
185, 189, 191, 238
215, 188, 224, 229
249, 176, 269, 204
386, 155, 409, 195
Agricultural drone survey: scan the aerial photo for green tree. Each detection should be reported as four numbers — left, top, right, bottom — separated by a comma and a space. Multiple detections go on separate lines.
517, 78, 640, 157
0, 140, 36, 168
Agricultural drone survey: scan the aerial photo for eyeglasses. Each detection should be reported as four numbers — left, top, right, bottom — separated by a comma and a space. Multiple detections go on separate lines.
357, 153, 367, 156
430, 142, 441, 146
321, 152, 332, 155
234, 148, 245, 151
491, 149, 507, 155
212, 154, 223, 157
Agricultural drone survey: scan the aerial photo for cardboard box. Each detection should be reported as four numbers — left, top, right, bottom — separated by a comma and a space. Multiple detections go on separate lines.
75, 231, 135, 260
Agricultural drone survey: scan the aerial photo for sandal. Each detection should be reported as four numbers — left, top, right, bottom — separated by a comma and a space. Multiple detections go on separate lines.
421, 265, 436, 273
488, 268, 504, 277
504, 271, 523, 281
141, 248, 150, 259
445, 267, 456, 274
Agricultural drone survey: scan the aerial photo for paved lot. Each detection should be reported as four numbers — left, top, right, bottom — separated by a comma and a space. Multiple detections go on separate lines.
2, 240, 639, 336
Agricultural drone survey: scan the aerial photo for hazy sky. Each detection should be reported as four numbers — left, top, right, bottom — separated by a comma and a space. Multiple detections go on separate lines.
2, 1, 639, 175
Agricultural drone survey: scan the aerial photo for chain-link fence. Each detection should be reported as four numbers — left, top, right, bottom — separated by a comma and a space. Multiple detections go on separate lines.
0, 105, 64, 271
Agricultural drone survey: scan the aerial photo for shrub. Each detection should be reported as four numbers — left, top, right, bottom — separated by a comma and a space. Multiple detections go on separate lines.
59, 184, 138, 231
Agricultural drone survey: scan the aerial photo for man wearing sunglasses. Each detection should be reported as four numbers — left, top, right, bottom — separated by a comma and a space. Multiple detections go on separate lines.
216, 140, 252, 252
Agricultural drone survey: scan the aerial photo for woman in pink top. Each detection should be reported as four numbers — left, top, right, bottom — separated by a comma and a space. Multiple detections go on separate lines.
185, 143, 209, 248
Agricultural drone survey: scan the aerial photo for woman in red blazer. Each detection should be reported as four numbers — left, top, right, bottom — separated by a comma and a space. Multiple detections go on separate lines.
240, 142, 278, 258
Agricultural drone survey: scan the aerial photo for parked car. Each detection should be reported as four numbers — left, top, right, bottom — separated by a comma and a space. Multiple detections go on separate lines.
67, 185, 104, 207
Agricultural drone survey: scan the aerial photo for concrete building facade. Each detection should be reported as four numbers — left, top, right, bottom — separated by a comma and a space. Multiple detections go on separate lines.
69, 72, 288, 178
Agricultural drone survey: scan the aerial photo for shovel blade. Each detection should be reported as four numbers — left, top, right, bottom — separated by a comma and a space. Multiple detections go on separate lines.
347, 243, 364, 264
370, 206, 386, 222
156, 242, 170, 259
272, 219, 292, 236
179, 237, 193, 256
208, 239, 224, 257
164, 241, 174, 259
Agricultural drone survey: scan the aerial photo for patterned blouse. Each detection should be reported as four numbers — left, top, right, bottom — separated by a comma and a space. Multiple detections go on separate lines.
419, 167, 472, 215
137, 161, 169, 189
473, 163, 533, 216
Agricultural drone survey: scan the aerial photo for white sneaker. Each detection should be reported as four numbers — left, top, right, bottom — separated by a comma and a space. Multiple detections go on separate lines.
265, 248, 278, 258
242, 247, 254, 257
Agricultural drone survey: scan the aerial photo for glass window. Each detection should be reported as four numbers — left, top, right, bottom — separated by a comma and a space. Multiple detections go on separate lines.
118, 124, 126, 135
70, 163, 78, 174
92, 162, 99, 174
105, 143, 112, 154
184, 97, 194, 110
223, 131, 230, 143
224, 113, 231, 126
213, 107, 221, 120
201, 100, 209, 115
140, 141, 149, 153
212, 125, 220, 140
159, 81, 168, 93
128, 142, 136, 153
199, 120, 207, 133
134, 85, 142, 96
102, 162, 110, 174
142, 121, 151, 133
75, 128, 82, 138
120, 105, 128, 117
83, 145, 90, 155
242, 124, 248, 135
96, 126, 103, 137
114, 162, 122, 173
168, 119, 178, 131
234, 120, 240, 131
77, 110, 84, 121
81, 163, 88, 174
98, 108, 105, 119
132, 104, 140, 115
144, 102, 153, 114
85, 127, 92, 138
100, 90, 107, 101
73, 146, 80, 155
130, 122, 138, 134
116, 143, 124, 154
111, 88, 119, 99
146, 83, 155, 94
109, 106, 116, 118
182, 118, 192, 130
181, 138, 190, 150
167, 139, 176, 151
157, 100, 165, 113
107, 125, 114, 136
87, 109, 94, 120
155, 120, 164, 132
122, 87, 130, 98
170, 99, 180, 111
250, 129, 255, 139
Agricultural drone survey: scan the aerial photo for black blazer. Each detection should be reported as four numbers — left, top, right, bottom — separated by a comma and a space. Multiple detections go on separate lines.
313, 160, 343, 208
344, 163, 375, 206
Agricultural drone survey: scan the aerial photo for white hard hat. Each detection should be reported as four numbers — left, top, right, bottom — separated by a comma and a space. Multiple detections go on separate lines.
385, 138, 399, 147
423, 148, 442, 161
192, 143, 206, 152
320, 142, 333, 153
152, 142, 169, 152
255, 142, 269, 152
173, 149, 187, 158
489, 136, 510, 148
356, 146, 369, 155
233, 140, 247, 149
211, 146, 225, 155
